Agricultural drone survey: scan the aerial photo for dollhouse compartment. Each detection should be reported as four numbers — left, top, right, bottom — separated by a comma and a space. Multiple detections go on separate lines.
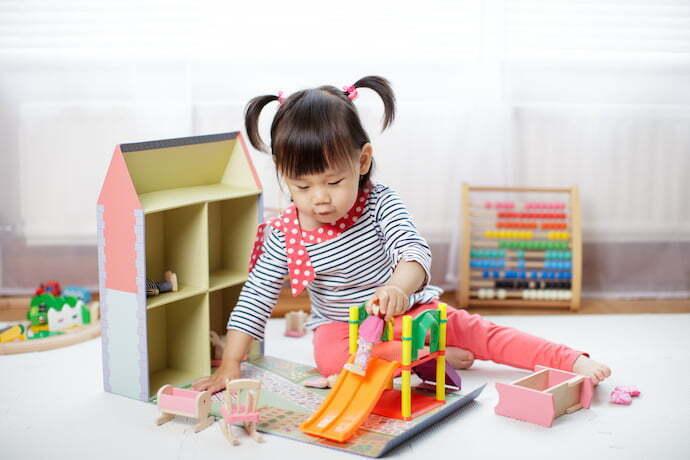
208, 196, 259, 291
145, 204, 209, 309
147, 293, 211, 395
209, 285, 263, 363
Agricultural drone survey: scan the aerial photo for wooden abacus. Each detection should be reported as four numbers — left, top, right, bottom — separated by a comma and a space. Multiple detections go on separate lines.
458, 184, 582, 311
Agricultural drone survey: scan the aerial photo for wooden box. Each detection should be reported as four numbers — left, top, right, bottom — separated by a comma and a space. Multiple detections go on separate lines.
494, 365, 593, 427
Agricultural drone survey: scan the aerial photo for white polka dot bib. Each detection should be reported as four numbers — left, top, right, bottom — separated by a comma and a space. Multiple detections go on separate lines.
249, 185, 372, 296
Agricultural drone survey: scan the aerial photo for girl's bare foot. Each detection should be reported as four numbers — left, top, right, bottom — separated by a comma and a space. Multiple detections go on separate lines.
572, 355, 611, 385
446, 347, 475, 369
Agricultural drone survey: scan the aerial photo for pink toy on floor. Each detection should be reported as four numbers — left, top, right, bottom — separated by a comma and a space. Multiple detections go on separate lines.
494, 366, 594, 427
614, 385, 640, 397
610, 385, 640, 405
610, 391, 632, 405
284, 310, 309, 338
155, 385, 213, 433
219, 379, 264, 446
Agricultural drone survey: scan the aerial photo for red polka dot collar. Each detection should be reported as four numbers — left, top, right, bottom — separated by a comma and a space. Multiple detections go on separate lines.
248, 184, 372, 296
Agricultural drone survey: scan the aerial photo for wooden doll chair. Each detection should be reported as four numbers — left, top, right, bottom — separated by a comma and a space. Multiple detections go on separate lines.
219, 378, 264, 446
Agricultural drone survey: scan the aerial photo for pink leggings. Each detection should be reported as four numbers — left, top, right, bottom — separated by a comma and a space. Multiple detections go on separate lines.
312, 300, 586, 377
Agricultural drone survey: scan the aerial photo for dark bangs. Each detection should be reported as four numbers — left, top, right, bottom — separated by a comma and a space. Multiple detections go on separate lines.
270, 87, 371, 185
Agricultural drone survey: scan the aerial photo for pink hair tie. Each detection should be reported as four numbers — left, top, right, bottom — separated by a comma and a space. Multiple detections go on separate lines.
277, 90, 285, 104
343, 85, 358, 101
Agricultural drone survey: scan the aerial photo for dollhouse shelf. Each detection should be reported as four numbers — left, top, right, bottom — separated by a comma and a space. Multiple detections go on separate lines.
98, 131, 264, 400
146, 285, 207, 310
139, 184, 260, 214
209, 269, 248, 292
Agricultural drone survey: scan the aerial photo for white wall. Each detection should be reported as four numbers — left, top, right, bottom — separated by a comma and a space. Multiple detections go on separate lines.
1, 1, 689, 295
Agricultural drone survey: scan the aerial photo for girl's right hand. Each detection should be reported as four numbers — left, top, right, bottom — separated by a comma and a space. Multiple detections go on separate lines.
191, 360, 241, 394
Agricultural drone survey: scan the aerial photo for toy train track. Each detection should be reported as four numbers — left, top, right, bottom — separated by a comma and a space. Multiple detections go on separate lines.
0, 321, 101, 355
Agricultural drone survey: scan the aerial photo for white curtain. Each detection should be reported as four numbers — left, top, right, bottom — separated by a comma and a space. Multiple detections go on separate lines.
1, 0, 689, 297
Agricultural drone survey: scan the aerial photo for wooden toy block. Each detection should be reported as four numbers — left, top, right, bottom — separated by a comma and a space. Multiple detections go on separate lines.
494, 365, 593, 427
155, 384, 214, 433
284, 310, 309, 337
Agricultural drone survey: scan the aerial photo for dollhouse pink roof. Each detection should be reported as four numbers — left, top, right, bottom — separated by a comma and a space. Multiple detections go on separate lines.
97, 131, 259, 294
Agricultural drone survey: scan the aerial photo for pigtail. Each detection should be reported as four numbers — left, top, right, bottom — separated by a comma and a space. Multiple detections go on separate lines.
244, 94, 281, 153
351, 76, 396, 131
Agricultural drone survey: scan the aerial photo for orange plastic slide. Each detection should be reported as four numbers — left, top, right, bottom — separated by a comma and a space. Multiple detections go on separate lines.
300, 357, 400, 443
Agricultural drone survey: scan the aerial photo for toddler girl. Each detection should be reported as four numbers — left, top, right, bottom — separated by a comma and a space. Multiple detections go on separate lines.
192, 76, 611, 394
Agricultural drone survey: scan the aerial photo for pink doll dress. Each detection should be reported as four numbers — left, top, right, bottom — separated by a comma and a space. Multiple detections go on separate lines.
344, 315, 385, 376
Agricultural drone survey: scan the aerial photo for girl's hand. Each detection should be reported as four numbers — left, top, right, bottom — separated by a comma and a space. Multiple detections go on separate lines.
191, 360, 241, 394
366, 285, 409, 322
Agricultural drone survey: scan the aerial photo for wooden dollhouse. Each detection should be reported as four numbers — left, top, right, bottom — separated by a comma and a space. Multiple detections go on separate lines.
97, 132, 263, 401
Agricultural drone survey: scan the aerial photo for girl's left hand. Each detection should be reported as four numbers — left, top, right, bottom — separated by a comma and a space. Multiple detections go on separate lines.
366, 285, 409, 322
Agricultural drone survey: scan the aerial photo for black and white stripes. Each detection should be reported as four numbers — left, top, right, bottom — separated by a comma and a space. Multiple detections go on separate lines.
227, 183, 442, 340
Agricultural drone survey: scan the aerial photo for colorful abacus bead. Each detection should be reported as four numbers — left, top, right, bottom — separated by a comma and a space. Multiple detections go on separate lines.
471, 249, 506, 258
547, 231, 570, 240
526, 202, 565, 210
497, 221, 538, 229
544, 261, 572, 270
542, 222, 568, 230
478, 288, 497, 299
486, 201, 515, 209
521, 289, 572, 300
471, 259, 505, 269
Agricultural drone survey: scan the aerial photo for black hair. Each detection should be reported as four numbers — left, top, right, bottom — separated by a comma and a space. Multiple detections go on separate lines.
244, 76, 395, 187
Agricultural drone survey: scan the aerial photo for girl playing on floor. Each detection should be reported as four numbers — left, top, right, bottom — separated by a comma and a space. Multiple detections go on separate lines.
192, 76, 611, 394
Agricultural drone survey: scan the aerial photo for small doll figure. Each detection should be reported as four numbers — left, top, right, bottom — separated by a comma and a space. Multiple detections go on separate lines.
146, 270, 178, 297
344, 315, 385, 376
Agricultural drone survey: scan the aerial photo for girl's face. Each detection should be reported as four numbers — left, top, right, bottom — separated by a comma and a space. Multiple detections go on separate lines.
284, 145, 372, 231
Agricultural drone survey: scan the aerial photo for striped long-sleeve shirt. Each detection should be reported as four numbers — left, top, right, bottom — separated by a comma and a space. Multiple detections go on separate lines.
227, 183, 443, 340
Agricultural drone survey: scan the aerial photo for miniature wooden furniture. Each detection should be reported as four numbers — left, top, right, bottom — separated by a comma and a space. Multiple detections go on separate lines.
97, 132, 265, 401
284, 310, 309, 337
494, 365, 593, 427
458, 184, 582, 310
219, 379, 264, 446
155, 385, 214, 433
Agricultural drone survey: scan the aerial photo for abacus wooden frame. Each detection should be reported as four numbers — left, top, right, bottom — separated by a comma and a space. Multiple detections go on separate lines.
457, 184, 582, 311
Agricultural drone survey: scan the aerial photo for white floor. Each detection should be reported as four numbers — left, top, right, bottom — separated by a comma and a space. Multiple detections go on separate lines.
2, 313, 689, 460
